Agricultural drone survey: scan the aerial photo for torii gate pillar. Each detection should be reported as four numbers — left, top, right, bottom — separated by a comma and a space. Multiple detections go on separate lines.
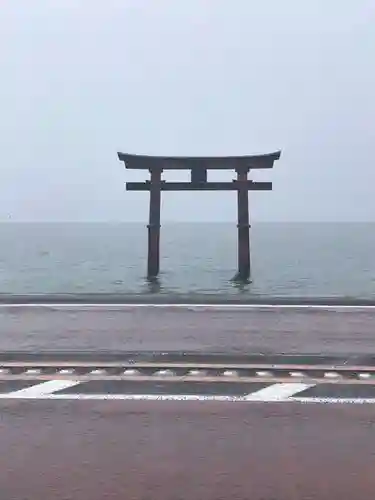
235, 167, 251, 281
147, 167, 162, 280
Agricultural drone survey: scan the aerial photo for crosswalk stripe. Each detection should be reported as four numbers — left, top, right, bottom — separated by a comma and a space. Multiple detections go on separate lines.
0, 380, 81, 398
244, 383, 315, 401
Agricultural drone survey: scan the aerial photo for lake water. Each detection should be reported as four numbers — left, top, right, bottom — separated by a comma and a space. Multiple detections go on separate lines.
0, 222, 374, 298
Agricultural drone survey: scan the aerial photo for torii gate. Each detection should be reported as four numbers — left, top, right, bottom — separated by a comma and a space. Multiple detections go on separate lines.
118, 151, 281, 282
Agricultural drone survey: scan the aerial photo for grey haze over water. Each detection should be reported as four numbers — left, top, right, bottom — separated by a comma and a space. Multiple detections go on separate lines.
1, 1, 375, 224
1, 222, 374, 299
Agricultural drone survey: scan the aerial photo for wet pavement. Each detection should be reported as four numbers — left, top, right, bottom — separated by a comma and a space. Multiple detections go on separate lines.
1, 305, 375, 498
1, 378, 375, 402
1, 399, 375, 499
0, 305, 374, 356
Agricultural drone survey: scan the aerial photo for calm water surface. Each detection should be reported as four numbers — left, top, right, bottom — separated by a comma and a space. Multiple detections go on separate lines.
0, 222, 374, 298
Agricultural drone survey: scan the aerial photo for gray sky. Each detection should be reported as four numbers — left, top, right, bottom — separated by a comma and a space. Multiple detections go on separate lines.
1, 0, 374, 222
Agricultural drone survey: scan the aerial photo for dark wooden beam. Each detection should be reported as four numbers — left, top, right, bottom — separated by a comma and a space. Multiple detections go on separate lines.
126, 181, 272, 191
118, 151, 281, 170
147, 168, 162, 280
233, 168, 251, 282
191, 168, 207, 183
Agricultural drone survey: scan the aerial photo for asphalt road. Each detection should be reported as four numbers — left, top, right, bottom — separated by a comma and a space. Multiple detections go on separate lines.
0, 399, 374, 500
1, 305, 374, 498
1, 305, 374, 355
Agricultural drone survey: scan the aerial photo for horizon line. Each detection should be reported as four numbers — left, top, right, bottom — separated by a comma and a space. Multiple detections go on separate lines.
0, 220, 374, 224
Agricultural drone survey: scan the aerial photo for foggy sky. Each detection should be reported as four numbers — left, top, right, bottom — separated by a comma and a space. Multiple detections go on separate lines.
1, 0, 374, 222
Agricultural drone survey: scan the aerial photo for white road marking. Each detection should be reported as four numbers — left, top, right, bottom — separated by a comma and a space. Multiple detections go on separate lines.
155, 369, 175, 376
256, 371, 274, 377
1, 392, 374, 403
222, 370, 239, 377
324, 372, 341, 379
51, 394, 244, 401
24, 369, 42, 375
0, 381, 374, 403
0, 380, 81, 399
188, 370, 206, 376
123, 369, 140, 376
245, 383, 315, 401
1, 303, 375, 311
0, 386, 374, 403
290, 397, 375, 404
0, 392, 242, 401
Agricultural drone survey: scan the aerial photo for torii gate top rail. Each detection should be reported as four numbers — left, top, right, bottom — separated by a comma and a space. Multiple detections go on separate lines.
118, 151, 280, 169
118, 150, 281, 282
